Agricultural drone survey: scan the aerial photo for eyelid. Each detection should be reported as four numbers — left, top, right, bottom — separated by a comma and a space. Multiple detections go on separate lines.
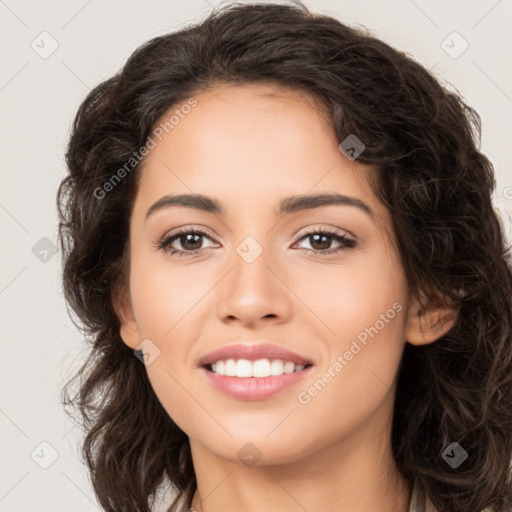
155, 223, 358, 259
153, 226, 215, 252
154, 224, 218, 243
294, 224, 356, 242
157, 223, 355, 246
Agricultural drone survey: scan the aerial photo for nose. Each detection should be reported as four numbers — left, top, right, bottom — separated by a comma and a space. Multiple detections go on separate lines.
215, 239, 292, 327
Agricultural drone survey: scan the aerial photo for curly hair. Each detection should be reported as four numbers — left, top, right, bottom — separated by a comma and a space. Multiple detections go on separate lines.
56, 3, 512, 511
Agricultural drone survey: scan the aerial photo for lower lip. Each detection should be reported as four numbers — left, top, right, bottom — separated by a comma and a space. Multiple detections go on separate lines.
201, 366, 313, 400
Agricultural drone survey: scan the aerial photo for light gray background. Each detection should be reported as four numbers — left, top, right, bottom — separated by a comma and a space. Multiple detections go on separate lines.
1, 0, 511, 511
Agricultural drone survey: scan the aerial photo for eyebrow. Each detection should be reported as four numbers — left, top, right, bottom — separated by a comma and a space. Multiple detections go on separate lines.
145, 192, 374, 221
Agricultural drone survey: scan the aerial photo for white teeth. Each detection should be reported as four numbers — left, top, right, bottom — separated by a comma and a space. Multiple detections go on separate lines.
225, 358, 236, 376
270, 359, 284, 376
253, 359, 271, 377
235, 359, 252, 377
209, 358, 308, 377
283, 361, 295, 374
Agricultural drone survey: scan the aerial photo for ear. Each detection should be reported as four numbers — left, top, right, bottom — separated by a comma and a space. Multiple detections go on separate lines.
112, 282, 141, 350
405, 292, 459, 346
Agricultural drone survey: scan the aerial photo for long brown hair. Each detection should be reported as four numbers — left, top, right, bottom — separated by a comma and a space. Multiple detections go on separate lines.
57, 3, 512, 511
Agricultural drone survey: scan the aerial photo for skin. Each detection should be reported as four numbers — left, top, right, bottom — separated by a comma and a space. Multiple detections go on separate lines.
115, 83, 457, 512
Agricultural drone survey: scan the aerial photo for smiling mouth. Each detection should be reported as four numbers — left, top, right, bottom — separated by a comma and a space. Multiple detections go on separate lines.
204, 358, 314, 378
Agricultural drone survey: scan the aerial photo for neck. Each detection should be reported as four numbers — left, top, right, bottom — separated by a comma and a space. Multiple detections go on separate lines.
188, 404, 411, 512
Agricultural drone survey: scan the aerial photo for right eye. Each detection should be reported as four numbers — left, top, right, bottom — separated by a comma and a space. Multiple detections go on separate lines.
157, 228, 219, 257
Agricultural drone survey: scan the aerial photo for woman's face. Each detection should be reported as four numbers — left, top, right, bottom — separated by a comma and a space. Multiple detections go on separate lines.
119, 83, 416, 466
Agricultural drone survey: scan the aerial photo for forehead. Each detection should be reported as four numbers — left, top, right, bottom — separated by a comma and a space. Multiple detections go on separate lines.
134, 83, 384, 221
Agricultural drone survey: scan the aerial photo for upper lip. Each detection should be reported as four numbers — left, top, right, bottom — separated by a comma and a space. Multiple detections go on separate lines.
198, 343, 313, 367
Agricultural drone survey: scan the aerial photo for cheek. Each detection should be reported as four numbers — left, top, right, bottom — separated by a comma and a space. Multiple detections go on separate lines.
293, 250, 407, 419
129, 249, 213, 339
294, 303, 406, 446
334, 251, 407, 382
127, 252, 214, 432
290, 244, 407, 340
145, 357, 200, 434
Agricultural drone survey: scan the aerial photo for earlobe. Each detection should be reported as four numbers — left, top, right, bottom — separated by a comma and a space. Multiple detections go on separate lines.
112, 283, 140, 350
405, 294, 459, 346
120, 319, 141, 350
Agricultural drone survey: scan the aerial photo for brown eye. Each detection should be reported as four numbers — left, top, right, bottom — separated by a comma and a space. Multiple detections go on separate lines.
158, 228, 218, 257
177, 232, 203, 251
294, 230, 356, 256
308, 233, 333, 251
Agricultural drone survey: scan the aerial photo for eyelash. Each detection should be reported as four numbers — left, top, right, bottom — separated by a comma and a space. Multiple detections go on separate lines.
155, 226, 356, 258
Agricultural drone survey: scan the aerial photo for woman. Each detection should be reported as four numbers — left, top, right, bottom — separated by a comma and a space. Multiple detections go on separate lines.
57, 3, 512, 511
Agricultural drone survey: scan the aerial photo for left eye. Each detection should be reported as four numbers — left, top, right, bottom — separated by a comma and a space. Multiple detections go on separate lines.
157, 228, 217, 257
293, 231, 356, 254
157, 228, 356, 257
